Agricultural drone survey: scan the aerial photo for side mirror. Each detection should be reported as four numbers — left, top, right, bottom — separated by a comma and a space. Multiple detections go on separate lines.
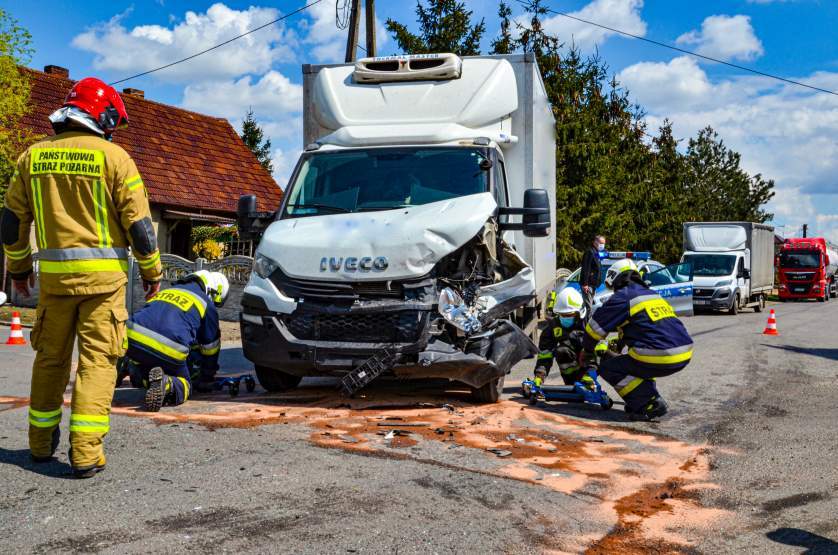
237, 194, 275, 242
237, 195, 257, 238
497, 188, 551, 238
741, 269, 751, 280
522, 189, 550, 238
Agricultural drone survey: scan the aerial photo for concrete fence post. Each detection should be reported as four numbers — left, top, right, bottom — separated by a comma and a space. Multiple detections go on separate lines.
196, 258, 206, 271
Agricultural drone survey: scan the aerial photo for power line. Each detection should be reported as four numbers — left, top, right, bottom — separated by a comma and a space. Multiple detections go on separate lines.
525, 1, 838, 97
110, 0, 323, 86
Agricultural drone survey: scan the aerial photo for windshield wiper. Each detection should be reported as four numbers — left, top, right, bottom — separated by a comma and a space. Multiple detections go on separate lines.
286, 203, 350, 214
356, 204, 412, 212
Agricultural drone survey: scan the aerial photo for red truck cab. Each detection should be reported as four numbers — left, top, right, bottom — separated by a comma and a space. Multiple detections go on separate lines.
777, 237, 837, 302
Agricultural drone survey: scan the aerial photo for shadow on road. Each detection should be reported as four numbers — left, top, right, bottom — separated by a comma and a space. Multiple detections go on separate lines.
766, 527, 838, 554
0, 448, 73, 479
761, 344, 838, 362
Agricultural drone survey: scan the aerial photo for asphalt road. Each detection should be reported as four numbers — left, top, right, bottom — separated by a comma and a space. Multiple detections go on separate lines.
0, 300, 836, 554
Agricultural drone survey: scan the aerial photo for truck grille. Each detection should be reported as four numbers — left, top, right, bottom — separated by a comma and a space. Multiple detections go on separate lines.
270, 268, 404, 301
693, 288, 714, 298
285, 311, 428, 343
785, 272, 815, 282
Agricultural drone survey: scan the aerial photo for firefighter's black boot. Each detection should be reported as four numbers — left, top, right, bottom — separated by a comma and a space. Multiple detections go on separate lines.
626, 396, 669, 421
143, 367, 174, 412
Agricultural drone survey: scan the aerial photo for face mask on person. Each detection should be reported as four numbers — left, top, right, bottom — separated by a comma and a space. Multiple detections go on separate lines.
597, 243, 605, 252
559, 316, 576, 328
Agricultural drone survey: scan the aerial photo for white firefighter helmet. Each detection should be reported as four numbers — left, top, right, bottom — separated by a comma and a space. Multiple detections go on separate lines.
553, 287, 586, 319
192, 270, 230, 307
604, 258, 638, 288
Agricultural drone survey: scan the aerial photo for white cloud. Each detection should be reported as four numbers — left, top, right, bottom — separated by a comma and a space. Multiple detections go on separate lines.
299, 0, 389, 63
676, 15, 763, 62
72, 3, 296, 82
271, 147, 301, 189
619, 56, 838, 240
533, 0, 647, 51
181, 71, 303, 120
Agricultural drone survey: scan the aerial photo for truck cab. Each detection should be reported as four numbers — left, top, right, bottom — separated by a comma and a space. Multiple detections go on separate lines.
777, 237, 838, 302
237, 53, 556, 402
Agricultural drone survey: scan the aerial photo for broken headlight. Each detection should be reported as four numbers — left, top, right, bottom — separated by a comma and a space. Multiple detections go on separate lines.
253, 253, 279, 279
438, 287, 482, 334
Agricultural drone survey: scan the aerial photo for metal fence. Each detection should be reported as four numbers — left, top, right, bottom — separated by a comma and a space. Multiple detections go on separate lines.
11, 253, 253, 322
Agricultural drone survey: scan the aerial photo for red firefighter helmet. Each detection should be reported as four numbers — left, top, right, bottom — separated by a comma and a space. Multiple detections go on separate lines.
64, 77, 129, 134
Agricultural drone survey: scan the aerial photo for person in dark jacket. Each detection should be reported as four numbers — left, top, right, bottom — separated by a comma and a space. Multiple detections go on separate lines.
580, 235, 606, 313
123, 271, 228, 412
582, 259, 693, 421
534, 287, 594, 388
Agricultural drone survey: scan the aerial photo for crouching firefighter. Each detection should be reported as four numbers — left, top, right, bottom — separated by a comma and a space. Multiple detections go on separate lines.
534, 288, 596, 389
581, 259, 693, 421
123, 271, 228, 412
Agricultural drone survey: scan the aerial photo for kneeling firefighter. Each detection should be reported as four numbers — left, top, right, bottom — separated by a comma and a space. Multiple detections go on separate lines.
534, 288, 595, 388
582, 259, 693, 421
123, 271, 227, 411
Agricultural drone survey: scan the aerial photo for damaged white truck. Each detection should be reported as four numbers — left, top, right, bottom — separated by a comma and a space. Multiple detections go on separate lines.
237, 53, 557, 402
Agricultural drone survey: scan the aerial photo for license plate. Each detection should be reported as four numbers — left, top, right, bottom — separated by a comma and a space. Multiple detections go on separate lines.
793, 287, 806, 293
695, 300, 710, 305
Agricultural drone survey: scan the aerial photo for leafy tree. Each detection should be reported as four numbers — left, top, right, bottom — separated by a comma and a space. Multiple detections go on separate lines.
385, 0, 485, 56
240, 108, 273, 174
0, 8, 34, 210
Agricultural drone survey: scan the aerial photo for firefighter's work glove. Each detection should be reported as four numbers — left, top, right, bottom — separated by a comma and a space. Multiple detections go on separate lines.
143, 280, 161, 301
12, 273, 35, 298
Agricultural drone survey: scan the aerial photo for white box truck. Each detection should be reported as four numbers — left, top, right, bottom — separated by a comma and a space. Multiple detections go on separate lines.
681, 222, 775, 314
237, 53, 557, 402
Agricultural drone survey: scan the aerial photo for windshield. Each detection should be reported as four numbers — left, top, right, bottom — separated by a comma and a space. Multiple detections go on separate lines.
282, 147, 490, 218
780, 251, 820, 268
682, 254, 736, 277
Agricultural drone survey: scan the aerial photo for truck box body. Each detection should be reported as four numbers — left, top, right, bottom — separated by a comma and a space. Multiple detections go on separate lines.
682, 222, 774, 312
239, 53, 557, 399
777, 237, 838, 301
302, 53, 557, 299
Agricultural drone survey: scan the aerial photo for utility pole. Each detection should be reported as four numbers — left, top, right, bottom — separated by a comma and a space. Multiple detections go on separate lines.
803, 224, 808, 238
365, 0, 377, 57
344, 0, 361, 63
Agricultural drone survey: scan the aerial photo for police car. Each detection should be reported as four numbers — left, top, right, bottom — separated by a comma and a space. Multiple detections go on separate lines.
561, 251, 694, 316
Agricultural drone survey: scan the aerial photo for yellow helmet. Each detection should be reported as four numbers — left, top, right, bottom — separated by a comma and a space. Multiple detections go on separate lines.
604, 258, 638, 288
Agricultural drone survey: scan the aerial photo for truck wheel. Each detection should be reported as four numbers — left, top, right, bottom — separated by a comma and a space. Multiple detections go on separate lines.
471, 375, 505, 404
728, 294, 740, 315
819, 292, 826, 303
754, 295, 764, 313
254, 366, 302, 392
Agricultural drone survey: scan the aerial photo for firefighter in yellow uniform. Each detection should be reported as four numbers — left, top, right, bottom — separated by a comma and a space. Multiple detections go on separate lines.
0, 77, 163, 478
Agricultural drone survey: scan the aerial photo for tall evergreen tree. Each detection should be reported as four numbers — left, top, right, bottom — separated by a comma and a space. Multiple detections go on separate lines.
240, 108, 273, 174
385, 0, 485, 56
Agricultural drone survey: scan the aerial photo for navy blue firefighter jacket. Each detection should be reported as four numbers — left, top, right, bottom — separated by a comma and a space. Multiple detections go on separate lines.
582, 282, 693, 371
126, 280, 221, 372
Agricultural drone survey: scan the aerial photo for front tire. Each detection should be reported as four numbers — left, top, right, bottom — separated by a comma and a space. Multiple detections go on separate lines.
471, 375, 505, 404
255, 366, 302, 392
755, 295, 764, 313
728, 294, 740, 315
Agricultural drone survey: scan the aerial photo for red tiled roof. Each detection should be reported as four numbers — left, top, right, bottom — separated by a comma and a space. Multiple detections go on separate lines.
19, 67, 283, 214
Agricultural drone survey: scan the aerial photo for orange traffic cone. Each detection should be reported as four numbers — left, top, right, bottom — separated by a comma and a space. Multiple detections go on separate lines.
762, 309, 779, 336
5, 311, 26, 345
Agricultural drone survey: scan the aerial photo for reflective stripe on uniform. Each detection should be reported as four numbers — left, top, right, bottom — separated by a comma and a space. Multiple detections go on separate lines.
3, 244, 32, 260
537, 351, 553, 360
39, 259, 128, 273
615, 375, 645, 397
177, 377, 190, 401
149, 287, 207, 317
125, 175, 144, 191
629, 345, 693, 365
586, 319, 607, 340
38, 247, 128, 261
28, 407, 62, 428
200, 339, 220, 356
69, 413, 109, 434
136, 251, 160, 270
93, 180, 112, 249
126, 322, 190, 361
30, 148, 104, 177
629, 295, 675, 321
31, 177, 47, 248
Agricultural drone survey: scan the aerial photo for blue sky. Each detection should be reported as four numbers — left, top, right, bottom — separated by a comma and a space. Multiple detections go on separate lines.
4, 0, 838, 240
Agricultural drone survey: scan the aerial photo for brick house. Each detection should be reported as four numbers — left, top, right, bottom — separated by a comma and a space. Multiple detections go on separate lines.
17, 65, 283, 259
